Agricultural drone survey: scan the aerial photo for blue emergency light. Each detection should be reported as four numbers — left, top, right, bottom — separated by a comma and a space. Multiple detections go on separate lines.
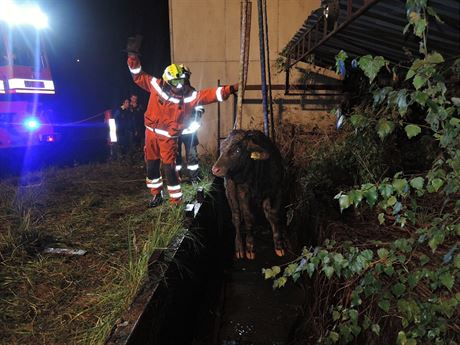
23, 117, 41, 131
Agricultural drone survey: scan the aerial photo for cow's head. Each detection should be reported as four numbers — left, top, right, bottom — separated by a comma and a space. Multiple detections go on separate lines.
211, 130, 271, 177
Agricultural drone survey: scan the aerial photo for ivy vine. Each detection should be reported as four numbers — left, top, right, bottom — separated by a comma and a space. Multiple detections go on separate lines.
265, 1, 460, 344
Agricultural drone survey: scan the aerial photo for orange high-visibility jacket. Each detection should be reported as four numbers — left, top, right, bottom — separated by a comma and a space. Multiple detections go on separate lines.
130, 69, 233, 137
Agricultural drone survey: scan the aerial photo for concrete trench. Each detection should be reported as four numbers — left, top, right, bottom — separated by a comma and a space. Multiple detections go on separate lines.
106, 179, 304, 345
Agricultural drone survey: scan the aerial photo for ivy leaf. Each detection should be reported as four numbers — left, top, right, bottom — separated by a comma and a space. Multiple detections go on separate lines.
391, 282, 406, 297
363, 316, 371, 330
386, 195, 397, 207
406, 68, 416, 81
409, 177, 424, 190
439, 272, 454, 291
305, 263, 315, 277
348, 309, 359, 322
351, 291, 362, 307
407, 272, 420, 289
425, 52, 444, 64
412, 90, 429, 106
362, 185, 378, 207
329, 331, 339, 343
397, 331, 407, 345
384, 265, 395, 276
358, 55, 387, 83
397, 90, 408, 115
376, 119, 395, 140
451, 97, 460, 106
263, 266, 281, 279
404, 124, 421, 139
379, 183, 394, 198
413, 74, 427, 90
377, 248, 389, 259
285, 263, 298, 276
332, 310, 341, 321
350, 114, 367, 128
428, 231, 445, 253
373, 87, 392, 105
338, 194, 352, 212
378, 213, 385, 225
393, 178, 409, 195
350, 324, 362, 337
361, 249, 374, 261
430, 178, 444, 192
349, 190, 363, 207
419, 254, 430, 266
394, 239, 412, 253
378, 299, 390, 312
273, 276, 287, 289
454, 254, 460, 269
323, 265, 334, 279
414, 18, 427, 38
371, 324, 381, 335
333, 253, 345, 267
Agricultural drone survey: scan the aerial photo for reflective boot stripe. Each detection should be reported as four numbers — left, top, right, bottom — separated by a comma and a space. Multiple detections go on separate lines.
146, 177, 163, 194
167, 184, 183, 200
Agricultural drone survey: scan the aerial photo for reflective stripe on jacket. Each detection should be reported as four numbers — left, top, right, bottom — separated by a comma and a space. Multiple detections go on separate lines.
130, 67, 233, 137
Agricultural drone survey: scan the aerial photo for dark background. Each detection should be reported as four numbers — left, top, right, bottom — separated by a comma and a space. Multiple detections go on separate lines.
0, 0, 171, 174
39, 0, 170, 123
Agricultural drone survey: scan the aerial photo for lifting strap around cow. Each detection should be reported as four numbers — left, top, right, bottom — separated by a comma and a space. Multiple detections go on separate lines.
234, 0, 274, 140
234, 0, 251, 131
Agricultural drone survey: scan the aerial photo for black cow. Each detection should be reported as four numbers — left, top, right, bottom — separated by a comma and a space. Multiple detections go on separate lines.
211, 129, 286, 259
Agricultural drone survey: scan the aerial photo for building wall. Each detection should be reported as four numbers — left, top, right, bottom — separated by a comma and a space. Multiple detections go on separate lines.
169, 0, 338, 155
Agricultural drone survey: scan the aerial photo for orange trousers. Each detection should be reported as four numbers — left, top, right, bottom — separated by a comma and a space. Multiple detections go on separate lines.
144, 129, 177, 164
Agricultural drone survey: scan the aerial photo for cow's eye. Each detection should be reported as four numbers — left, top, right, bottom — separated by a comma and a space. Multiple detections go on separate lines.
231, 146, 241, 155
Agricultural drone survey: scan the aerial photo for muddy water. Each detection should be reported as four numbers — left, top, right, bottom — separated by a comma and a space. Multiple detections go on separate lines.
215, 235, 304, 345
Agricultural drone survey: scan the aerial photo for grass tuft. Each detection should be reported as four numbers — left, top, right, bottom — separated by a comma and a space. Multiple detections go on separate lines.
0, 161, 212, 344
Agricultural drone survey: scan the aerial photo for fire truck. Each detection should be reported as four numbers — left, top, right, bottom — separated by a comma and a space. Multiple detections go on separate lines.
0, 2, 58, 149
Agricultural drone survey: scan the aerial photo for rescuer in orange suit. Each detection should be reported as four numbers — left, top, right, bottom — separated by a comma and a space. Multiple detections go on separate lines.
127, 54, 237, 207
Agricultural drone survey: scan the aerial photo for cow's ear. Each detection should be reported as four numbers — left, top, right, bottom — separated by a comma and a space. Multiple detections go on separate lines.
247, 140, 270, 160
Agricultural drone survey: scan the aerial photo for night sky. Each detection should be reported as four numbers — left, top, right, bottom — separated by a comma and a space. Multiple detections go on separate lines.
37, 0, 170, 123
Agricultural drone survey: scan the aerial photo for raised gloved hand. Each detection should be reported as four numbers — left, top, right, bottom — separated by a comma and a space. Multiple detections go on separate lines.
127, 54, 140, 70
230, 83, 239, 94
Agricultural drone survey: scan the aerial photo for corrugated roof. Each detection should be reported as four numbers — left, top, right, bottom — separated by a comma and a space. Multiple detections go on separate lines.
282, 0, 460, 70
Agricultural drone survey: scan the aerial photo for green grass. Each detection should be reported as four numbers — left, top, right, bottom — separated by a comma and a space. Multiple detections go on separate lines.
0, 161, 213, 345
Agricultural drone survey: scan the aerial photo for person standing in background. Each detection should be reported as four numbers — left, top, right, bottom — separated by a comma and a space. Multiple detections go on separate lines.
129, 93, 145, 152
113, 98, 134, 157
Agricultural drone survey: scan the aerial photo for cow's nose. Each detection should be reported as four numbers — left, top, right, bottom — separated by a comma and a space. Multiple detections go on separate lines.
212, 166, 220, 175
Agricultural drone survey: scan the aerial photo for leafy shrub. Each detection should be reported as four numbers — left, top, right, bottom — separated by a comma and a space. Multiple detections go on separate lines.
268, 2, 460, 344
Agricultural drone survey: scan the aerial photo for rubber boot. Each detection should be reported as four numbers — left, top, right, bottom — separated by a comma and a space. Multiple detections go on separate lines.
149, 191, 164, 208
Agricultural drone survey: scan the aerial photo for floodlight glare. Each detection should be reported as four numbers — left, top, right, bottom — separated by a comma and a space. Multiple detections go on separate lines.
0, 0, 49, 29
23, 117, 41, 131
